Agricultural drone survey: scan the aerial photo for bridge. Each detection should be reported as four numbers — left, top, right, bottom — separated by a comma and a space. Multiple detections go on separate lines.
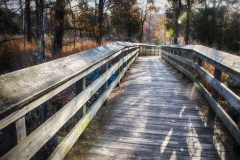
0, 42, 240, 159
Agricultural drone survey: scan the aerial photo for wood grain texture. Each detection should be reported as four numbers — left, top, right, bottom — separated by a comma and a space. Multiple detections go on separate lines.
162, 45, 240, 78
0, 42, 138, 120
0, 44, 138, 130
65, 56, 240, 160
0, 47, 139, 160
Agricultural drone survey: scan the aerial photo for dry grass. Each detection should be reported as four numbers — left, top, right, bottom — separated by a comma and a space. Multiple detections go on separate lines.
0, 37, 36, 73
0, 35, 99, 74
188, 61, 229, 93
62, 39, 98, 56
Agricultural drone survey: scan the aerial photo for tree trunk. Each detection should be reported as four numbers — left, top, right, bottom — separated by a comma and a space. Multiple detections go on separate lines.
140, 19, 145, 43
97, 0, 104, 45
139, 3, 147, 43
52, 0, 65, 56
208, 0, 217, 47
174, 0, 181, 44
19, 0, 24, 34
40, 0, 46, 62
128, 13, 131, 38
25, 0, 31, 42
185, 0, 190, 45
35, 0, 40, 39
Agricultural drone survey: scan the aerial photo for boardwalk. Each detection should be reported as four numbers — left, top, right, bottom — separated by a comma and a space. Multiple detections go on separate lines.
65, 56, 239, 160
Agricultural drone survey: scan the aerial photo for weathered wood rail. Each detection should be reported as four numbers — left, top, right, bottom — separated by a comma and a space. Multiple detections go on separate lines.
161, 45, 240, 152
0, 42, 160, 159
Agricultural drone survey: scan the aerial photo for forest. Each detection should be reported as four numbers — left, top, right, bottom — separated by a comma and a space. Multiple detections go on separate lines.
0, 0, 164, 74
166, 0, 240, 51
0, 0, 240, 74
0, 1, 240, 159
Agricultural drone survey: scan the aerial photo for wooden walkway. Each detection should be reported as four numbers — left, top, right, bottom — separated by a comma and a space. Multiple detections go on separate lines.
65, 56, 239, 160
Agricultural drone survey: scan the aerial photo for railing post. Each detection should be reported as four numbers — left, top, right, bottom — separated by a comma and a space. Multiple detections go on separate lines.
177, 50, 181, 66
116, 52, 122, 87
173, 49, 177, 64
100, 62, 109, 106
3, 117, 26, 153
75, 77, 86, 120
122, 48, 127, 68
211, 68, 222, 100
184, 51, 189, 69
233, 115, 240, 154
178, 50, 183, 66
193, 54, 197, 63
198, 57, 203, 66
171, 49, 174, 60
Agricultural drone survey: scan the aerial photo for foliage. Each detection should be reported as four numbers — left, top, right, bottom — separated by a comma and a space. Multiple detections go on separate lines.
165, 0, 240, 52
110, 0, 141, 39
0, 8, 20, 34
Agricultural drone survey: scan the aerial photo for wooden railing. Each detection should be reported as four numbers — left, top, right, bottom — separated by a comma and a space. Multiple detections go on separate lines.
0, 42, 160, 159
161, 45, 240, 149
139, 45, 161, 56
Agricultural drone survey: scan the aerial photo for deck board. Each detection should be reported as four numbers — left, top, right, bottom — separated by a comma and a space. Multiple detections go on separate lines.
65, 56, 239, 160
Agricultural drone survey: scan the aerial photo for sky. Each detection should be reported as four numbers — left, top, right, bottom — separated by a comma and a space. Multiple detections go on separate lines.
3, 0, 169, 14
138, 0, 169, 14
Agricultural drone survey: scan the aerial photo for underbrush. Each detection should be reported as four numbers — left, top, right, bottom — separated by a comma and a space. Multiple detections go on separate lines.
189, 61, 229, 92
0, 35, 100, 74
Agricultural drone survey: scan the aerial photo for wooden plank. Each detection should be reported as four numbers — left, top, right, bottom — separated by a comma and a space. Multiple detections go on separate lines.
101, 128, 233, 144
82, 142, 233, 160
95, 136, 232, 152
47, 51, 139, 160
2, 117, 26, 153
75, 77, 86, 120
106, 116, 225, 130
100, 62, 109, 106
0, 48, 139, 160
211, 68, 222, 100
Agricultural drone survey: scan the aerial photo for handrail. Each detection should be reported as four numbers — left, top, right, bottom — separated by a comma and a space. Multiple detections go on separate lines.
0, 42, 159, 159
161, 45, 240, 147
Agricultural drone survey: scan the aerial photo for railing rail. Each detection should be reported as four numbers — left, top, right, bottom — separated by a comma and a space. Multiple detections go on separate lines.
161, 45, 240, 148
0, 42, 159, 159
139, 45, 161, 56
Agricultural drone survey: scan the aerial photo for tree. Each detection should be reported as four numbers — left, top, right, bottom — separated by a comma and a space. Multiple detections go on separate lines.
109, 0, 141, 39
97, 0, 104, 45
185, 0, 190, 44
167, 0, 182, 44
0, 8, 20, 34
138, 0, 158, 42
25, 0, 32, 42
151, 15, 167, 45
40, 0, 46, 62
52, 0, 65, 56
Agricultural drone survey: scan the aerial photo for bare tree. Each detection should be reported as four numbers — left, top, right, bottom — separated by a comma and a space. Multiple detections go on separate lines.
97, 0, 105, 45
25, 0, 32, 42
52, 0, 65, 56
40, 0, 46, 62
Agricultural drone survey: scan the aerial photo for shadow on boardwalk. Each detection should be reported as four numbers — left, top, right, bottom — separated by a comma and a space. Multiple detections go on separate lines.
65, 56, 239, 160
